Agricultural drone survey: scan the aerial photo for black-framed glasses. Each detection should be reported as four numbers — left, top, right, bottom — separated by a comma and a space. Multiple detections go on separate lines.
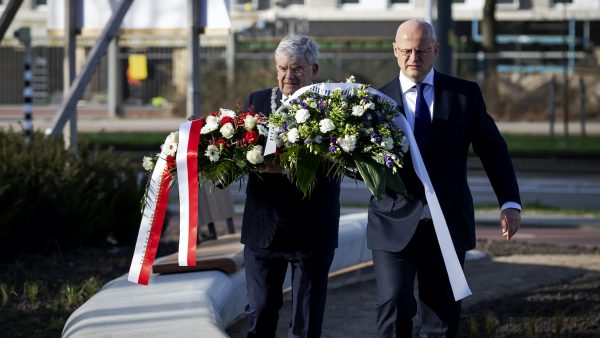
397, 48, 433, 57
277, 65, 307, 77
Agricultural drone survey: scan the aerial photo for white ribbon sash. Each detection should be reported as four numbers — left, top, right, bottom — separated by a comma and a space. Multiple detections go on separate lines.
395, 114, 472, 301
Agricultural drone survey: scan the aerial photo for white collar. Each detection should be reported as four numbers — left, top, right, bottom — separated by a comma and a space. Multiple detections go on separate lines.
399, 68, 435, 95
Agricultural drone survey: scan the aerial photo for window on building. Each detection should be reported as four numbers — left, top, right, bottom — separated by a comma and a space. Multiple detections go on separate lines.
496, 0, 519, 9
31, 0, 47, 9
453, 0, 520, 9
233, 0, 256, 10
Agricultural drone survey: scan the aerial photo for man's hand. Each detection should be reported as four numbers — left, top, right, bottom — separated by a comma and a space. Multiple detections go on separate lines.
500, 208, 521, 240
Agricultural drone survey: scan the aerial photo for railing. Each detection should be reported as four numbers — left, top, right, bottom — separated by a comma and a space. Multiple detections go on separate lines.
1, 37, 598, 126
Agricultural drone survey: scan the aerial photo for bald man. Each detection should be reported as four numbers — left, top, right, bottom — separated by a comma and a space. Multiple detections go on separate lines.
367, 19, 522, 337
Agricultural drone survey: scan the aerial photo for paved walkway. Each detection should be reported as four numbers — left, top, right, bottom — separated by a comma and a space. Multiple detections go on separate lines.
226, 234, 600, 338
227, 254, 600, 338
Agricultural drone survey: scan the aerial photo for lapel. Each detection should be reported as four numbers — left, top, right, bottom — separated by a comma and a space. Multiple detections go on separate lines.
381, 78, 407, 123
428, 71, 452, 159
432, 71, 450, 122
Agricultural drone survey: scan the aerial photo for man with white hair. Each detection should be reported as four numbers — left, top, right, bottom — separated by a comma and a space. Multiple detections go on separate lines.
241, 35, 341, 338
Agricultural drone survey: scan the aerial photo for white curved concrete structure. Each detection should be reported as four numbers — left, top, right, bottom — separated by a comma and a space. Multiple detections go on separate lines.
62, 213, 372, 338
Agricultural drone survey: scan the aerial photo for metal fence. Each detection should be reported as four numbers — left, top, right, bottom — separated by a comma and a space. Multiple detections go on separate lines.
1, 36, 598, 122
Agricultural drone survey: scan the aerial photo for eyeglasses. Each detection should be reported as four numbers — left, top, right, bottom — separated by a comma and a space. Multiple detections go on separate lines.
277, 65, 307, 77
397, 48, 433, 57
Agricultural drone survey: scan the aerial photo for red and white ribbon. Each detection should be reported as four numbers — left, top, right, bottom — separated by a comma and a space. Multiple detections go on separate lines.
128, 138, 176, 285
176, 120, 204, 266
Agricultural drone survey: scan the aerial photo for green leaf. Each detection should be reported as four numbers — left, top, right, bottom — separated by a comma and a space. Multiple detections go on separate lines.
385, 169, 407, 197
354, 155, 385, 200
292, 148, 321, 198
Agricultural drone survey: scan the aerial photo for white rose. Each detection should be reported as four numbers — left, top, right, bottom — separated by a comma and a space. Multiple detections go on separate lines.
382, 136, 394, 150
319, 118, 335, 133
219, 108, 237, 118
201, 116, 219, 134
351, 105, 365, 116
142, 156, 155, 171
287, 128, 300, 143
295, 109, 310, 124
220, 123, 235, 138
338, 135, 357, 153
205, 144, 220, 162
246, 145, 264, 164
244, 115, 258, 130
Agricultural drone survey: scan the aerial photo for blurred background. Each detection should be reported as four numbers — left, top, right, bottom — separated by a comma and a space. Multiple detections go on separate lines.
1, 2, 600, 336
1, 0, 599, 124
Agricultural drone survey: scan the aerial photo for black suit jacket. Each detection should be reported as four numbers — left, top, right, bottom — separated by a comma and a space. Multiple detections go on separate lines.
241, 88, 341, 251
368, 71, 521, 253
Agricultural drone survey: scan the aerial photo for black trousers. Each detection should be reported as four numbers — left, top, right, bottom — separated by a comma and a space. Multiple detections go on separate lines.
372, 220, 466, 338
244, 246, 335, 338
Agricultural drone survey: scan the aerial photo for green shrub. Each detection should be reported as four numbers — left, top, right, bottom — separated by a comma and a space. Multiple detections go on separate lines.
0, 130, 143, 259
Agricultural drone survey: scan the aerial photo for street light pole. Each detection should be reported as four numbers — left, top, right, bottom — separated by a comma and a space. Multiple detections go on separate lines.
14, 27, 32, 142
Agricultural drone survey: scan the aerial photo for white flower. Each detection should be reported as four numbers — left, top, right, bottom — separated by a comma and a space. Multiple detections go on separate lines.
351, 105, 365, 116
338, 135, 357, 152
319, 118, 335, 133
364, 101, 374, 110
219, 108, 237, 118
244, 115, 258, 130
295, 108, 310, 124
201, 116, 219, 134
142, 156, 155, 171
287, 128, 300, 143
310, 101, 318, 109
382, 136, 394, 150
275, 135, 284, 147
246, 145, 264, 164
165, 131, 178, 146
205, 144, 220, 162
162, 131, 179, 156
257, 124, 269, 136
400, 136, 409, 153
345, 75, 356, 83
165, 143, 177, 156
220, 123, 235, 138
